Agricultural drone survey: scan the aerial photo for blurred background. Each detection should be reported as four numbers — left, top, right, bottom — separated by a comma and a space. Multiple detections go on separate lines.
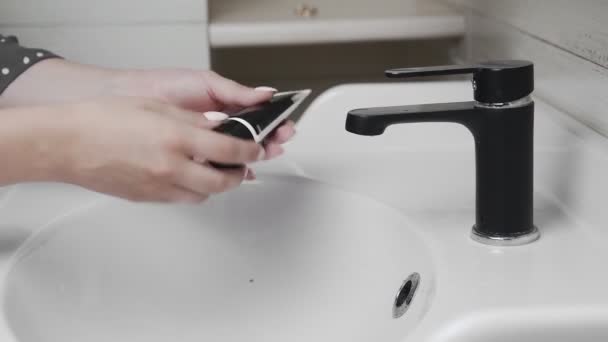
0, 0, 465, 116
208, 0, 464, 100
1, 0, 606, 134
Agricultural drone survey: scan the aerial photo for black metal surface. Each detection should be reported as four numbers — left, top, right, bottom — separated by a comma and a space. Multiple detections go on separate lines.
386, 60, 534, 103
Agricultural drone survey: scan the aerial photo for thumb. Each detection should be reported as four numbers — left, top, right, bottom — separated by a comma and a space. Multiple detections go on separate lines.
206, 72, 276, 109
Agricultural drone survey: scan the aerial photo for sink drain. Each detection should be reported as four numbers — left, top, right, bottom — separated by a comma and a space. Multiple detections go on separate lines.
392, 272, 420, 319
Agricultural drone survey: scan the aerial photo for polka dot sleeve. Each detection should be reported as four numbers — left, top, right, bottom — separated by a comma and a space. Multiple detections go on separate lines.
0, 34, 62, 95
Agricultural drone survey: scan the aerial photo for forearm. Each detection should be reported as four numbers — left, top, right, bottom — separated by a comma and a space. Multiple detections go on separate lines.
1, 33, 123, 108
0, 106, 72, 185
1, 59, 121, 108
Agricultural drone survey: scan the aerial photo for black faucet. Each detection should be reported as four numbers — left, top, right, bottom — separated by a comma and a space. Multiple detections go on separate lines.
346, 60, 539, 245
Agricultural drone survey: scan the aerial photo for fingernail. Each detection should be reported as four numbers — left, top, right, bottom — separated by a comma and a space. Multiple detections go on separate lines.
257, 148, 266, 161
203, 111, 229, 121
254, 86, 278, 92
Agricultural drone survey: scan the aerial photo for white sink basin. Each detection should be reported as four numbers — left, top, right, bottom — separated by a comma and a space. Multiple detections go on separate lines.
3, 176, 433, 342
285, 82, 608, 341
430, 308, 608, 342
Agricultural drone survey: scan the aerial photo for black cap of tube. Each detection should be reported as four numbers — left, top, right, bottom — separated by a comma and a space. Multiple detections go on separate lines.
213, 120, 255, 141
208, 120, 254, 169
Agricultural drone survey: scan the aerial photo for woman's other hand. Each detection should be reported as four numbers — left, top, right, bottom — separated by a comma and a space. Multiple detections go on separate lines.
113, 69, 295, 159
1, 97, 271, 203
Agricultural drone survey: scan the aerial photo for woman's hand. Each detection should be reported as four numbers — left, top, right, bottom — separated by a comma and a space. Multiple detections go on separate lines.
112, 68, 295, 159
64, 97, 274, 202
1, 60, 296, 159
1, 97, 274, 203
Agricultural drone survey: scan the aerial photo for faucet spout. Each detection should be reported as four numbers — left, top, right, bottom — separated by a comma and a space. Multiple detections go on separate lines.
346, 101, 476, 136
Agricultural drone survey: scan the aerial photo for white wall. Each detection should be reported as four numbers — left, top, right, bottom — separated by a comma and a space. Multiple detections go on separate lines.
0, 0, 210, 69
445, 0, 608, 138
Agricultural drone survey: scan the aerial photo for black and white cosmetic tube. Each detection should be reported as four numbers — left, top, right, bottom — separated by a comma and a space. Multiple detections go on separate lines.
210, 89, 311, 168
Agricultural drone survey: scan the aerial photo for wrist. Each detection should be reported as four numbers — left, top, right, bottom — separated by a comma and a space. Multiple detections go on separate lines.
0, 105, 77, 184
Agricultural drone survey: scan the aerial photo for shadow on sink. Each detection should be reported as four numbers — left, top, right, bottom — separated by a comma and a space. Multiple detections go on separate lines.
0, 225, 30, 256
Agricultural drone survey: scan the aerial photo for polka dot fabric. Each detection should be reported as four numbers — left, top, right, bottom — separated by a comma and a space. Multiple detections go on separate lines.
0, 34, 62, 94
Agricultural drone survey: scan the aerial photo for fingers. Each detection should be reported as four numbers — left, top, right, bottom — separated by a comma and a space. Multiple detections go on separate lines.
151, 101, 294, 165
174, 160, 248, 195
146, 101, 266, 165
166, 108, 204, 126
205, 71, 276, 110
261, 120, 295, 159
182, 126, 265, 164
199, 111, 229, 129
267, 120, 296, 144
245, 168, 256, 180
142, 99, 230, 130
167, 108, 231, 130
263, 144, 285, 159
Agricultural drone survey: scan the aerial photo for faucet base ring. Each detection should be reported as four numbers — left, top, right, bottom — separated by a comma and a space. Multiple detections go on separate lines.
470, 225, 540, 246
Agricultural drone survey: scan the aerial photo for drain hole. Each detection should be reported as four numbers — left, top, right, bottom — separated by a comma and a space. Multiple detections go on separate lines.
393, 272, 420, 319
395, 280, 413, 307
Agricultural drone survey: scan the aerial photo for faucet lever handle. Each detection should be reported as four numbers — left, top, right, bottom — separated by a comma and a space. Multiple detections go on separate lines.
385, 60, 534, 104
386, 65, 478, 78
